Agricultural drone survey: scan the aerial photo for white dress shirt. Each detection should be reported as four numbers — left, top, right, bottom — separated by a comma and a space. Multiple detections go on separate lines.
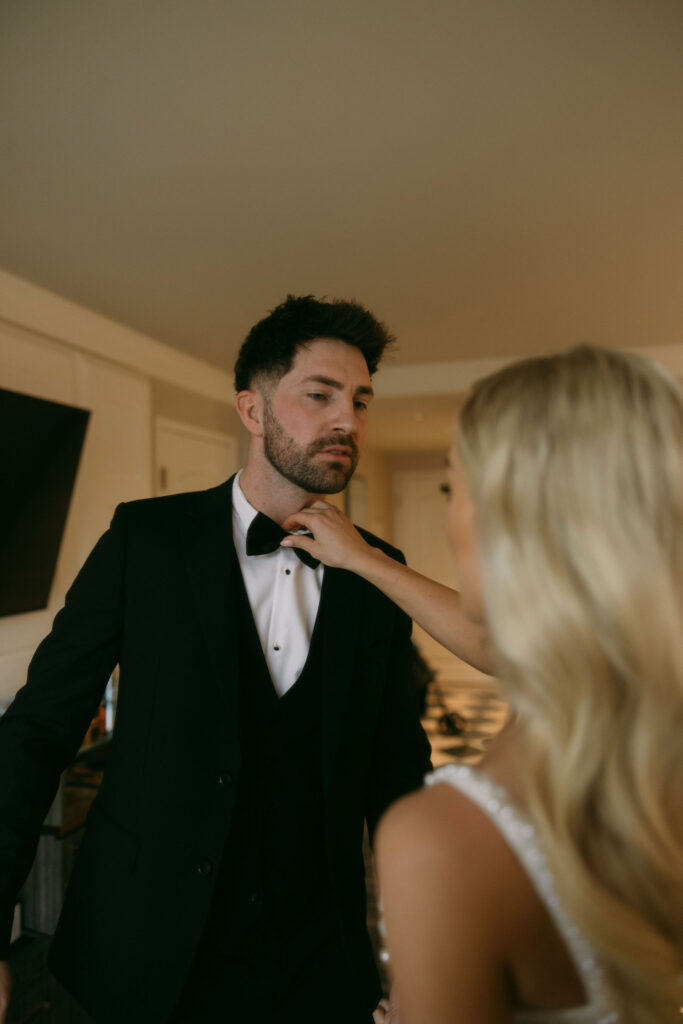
232, 470, 324, 698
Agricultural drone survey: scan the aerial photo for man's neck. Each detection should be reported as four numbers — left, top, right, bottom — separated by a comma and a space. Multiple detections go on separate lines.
239, 462, 319, 525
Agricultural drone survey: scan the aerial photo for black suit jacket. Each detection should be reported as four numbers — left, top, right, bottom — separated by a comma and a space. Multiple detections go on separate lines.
0, 478, 431, 1023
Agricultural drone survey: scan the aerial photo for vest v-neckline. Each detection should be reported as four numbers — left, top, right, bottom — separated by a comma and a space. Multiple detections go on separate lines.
235, 554, 327, 701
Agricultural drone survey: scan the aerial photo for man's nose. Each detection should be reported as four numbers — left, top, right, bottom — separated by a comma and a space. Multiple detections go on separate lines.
329, 395, 359, 434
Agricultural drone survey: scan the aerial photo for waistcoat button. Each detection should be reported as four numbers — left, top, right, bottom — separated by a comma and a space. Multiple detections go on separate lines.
196, 859, 213, 876
218, 772, 233, 786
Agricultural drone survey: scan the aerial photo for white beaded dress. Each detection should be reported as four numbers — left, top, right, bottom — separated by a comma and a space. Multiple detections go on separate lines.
381, 763, 621, 1023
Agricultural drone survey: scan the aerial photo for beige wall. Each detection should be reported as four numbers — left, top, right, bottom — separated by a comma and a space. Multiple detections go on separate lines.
151, 378, 240, 436
151, 377, 245, 471
354, 445, 392, 541
389, 450, 448, 474
346, 448, 450, 547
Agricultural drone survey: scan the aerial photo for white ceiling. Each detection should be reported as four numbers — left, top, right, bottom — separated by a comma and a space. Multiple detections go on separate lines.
0, 0, 681, 390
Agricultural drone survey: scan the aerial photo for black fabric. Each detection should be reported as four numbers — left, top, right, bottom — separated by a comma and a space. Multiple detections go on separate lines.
173, 931, 374, 1023
0, 477, 432, 1024
203, 562, 333, 972
246, 511, 320, 569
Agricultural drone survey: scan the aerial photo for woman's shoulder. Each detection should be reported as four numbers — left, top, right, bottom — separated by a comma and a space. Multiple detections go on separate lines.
376, 768, 528, 922
377, 770, 494, 853
374, 768, 539, 1017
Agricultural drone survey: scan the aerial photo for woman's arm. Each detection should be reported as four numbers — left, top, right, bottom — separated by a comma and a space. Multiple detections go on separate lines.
281, 503, 494, 674
375, 785, 514, 1024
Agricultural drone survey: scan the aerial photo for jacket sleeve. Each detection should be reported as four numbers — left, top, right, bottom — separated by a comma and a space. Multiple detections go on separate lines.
0, 504, 126, 957
365, 580, 433, 842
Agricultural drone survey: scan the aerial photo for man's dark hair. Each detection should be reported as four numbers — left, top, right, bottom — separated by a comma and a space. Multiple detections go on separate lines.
234, 294, 395, 392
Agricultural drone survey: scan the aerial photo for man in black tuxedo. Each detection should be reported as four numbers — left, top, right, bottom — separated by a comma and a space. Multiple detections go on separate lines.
0, 295, 431, 1023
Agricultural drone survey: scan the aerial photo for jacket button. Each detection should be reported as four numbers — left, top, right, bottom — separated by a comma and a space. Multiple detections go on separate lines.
196, 859, 213, 876
218, 772, 233, 787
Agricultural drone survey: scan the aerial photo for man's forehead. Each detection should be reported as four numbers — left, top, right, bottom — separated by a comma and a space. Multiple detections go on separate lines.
299, 373, 375, 398
287, 337, 372, 384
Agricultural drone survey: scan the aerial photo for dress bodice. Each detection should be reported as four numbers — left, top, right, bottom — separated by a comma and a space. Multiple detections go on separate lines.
421, 763, 621, 1023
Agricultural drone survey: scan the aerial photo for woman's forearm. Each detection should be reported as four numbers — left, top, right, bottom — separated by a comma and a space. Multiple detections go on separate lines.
351, 546, 494, 675
280, 502, 494, 674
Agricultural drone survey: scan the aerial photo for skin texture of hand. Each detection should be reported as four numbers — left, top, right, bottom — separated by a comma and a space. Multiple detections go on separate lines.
281, 501, 375, 573
0, 961, 11, 1024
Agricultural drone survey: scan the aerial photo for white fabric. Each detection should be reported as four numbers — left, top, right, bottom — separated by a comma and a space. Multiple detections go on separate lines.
424, 764, 620, 1023
231, 470, 324, 697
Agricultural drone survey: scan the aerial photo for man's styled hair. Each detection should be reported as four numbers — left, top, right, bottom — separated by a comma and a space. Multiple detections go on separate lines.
234, 294, 395, 392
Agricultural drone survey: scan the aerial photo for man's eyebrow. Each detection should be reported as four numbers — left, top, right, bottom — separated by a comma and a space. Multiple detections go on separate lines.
301, 375, 374, 398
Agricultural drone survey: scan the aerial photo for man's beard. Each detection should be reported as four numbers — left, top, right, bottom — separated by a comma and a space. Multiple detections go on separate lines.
262, 402, 359, 494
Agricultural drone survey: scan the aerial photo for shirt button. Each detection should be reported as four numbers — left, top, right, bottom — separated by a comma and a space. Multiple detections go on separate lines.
218, 772, 233, 787
273, 645, 280, 651
284, 569, 291, 575
196, 859, 213, 876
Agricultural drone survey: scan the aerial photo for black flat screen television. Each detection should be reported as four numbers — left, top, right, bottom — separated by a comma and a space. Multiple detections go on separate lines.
0, 387, 90, 617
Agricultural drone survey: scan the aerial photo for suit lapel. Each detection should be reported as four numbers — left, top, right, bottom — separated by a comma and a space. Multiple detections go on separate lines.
181, 478, 372, 775
183, 477, 241, 725
321, 565, 366, 786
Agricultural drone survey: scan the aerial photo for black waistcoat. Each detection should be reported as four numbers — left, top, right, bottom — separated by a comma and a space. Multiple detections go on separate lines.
204, 562, 334, 968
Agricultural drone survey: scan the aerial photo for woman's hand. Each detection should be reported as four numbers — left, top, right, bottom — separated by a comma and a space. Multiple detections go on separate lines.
373, 992, 400, 1023
283, 501, 495, 673
281, 502, 377, 573
373, 998, 391, 1023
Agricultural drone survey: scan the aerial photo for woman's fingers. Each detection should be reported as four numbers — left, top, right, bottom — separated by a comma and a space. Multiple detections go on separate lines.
280, 533, 316, 552
280, 501, 368, 570
373, 999, 391, 1023
281, 501, 336, 533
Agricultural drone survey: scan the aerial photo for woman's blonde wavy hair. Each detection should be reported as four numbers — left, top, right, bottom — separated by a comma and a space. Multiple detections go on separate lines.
455, 346, 683, 1022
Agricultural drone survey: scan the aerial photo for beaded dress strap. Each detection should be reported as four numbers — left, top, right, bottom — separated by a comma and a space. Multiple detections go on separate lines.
425, 763, 620, 1024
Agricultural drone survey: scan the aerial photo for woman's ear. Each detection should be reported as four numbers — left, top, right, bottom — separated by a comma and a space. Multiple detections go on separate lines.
236, 389, 265, 437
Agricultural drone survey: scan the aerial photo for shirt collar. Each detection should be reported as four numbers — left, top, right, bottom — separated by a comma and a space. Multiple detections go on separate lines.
232, 469, 259, 536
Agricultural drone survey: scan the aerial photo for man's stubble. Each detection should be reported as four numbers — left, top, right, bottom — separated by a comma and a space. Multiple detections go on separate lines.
262, 399, 359, 495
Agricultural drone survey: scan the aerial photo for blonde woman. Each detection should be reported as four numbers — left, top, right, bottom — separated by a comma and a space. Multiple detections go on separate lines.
282, 346, 683, 1023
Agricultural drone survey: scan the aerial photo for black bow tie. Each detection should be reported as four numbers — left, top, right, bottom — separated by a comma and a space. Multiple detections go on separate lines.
245, 512, 320, 570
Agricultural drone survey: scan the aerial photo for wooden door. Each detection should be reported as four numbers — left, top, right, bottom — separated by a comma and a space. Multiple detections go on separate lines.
155, 418, 238, 496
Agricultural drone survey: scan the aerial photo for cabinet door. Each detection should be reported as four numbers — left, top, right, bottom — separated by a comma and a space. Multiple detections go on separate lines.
155, 418, 238, 495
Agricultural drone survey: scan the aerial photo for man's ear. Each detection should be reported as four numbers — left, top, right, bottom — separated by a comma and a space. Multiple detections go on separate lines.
236, 389, 265, 437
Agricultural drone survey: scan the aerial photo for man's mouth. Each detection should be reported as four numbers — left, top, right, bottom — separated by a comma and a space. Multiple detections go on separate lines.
318, 446, 352, 459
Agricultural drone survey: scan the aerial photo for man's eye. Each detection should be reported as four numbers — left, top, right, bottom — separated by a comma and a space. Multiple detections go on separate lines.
308, 392, 327, 401
354, 400, 368, 411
